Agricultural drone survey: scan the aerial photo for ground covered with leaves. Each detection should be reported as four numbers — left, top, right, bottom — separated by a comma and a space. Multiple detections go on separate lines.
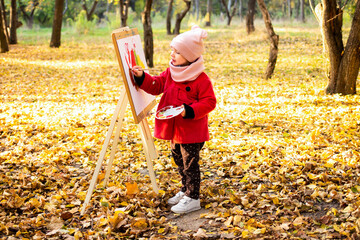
1, 24, 360, 239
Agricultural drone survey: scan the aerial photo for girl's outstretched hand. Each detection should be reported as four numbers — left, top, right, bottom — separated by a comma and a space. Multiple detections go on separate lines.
131, 66, 144, 78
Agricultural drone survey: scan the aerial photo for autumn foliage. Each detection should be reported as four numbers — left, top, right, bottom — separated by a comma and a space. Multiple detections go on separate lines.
1, 25, 360, 239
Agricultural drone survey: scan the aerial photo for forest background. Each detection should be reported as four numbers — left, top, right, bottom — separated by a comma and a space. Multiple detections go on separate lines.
1, 0, 360, 239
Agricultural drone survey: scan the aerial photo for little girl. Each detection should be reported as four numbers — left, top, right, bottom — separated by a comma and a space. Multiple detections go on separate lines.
132, 26, 216, 214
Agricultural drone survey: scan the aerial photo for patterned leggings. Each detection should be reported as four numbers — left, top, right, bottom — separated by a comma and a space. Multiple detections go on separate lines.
171, 142, 205, 200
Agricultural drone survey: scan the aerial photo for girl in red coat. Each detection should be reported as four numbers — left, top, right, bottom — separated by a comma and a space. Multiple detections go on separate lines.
132, 26, 216, 214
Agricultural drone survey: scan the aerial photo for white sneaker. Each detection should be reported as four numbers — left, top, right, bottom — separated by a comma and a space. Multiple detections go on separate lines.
168, 191, 185, 205
171, 196, 201, 214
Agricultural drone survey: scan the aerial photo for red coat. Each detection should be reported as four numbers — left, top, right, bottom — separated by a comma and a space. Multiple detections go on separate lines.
140, 68, 216, 144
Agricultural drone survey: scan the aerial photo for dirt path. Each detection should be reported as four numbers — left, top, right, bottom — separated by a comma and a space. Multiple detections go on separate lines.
166, 208, 209, 231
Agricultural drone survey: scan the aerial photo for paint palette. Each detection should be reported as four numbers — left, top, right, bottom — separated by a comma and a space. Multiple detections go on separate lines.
155, 105, 184, 120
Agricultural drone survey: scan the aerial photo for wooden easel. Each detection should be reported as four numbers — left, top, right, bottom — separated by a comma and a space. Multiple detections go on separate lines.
80, 88, 159, 215
81, 27, 159, 215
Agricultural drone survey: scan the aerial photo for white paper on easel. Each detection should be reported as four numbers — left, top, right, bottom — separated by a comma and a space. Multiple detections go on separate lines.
115, 34, 156, 119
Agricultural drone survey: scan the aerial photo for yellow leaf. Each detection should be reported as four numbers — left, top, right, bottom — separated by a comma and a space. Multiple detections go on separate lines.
272, 197, 280, 205
233, 215, 242, 226
224, 216, 233, 227
325, 159, 336, 168
77, 191, 86, 201
253, 228, 266, 234
53, 195, 62, 200
74, 231, 83, 240
108, 213, 121, 229
29, 198, 41, 208
131, 218, 148, 229
331, 208, 338, 216
242, 229, 249, 238
307, 173, 319, 180
241, 164, 249, 171
241, 174, 249, 183
125, 182, 139, 195
98, 218, 108, 227
293, 216, 304, 226
343, 206, 354, 213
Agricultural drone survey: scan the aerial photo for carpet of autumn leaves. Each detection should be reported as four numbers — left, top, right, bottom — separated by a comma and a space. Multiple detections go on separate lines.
1, 24, 360, 239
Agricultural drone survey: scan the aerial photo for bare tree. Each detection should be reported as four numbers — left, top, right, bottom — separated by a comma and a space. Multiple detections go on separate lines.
173, 0, 191, 35
0, 0, 8, 53
119, 0, 130, 27
166, 0, 174, 35
257, 0, 279, 79
319, 0, 360, 94
50, 0, 65, 48
19, 0, 39, 29
142, 0, 154, 67
221, 0, 237, 25
246, 0, 256, 34
82, 0, 98, 21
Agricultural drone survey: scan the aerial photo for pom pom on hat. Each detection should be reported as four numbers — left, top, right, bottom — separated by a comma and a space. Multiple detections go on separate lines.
170, 25, 208, 62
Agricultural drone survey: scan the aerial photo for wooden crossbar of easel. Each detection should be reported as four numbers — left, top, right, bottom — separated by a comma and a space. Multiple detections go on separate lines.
80, 88, 159, 215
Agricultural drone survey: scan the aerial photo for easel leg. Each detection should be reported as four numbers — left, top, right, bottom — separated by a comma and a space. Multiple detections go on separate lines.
138, 119, 159, 194
81, 89, 127, 215
103, 95, 128, 187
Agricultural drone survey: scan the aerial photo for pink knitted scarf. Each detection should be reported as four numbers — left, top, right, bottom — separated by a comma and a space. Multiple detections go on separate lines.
169, 56, 205, 82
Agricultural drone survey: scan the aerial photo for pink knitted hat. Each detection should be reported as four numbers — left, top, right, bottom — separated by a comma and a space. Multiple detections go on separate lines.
170, 25, 208, 63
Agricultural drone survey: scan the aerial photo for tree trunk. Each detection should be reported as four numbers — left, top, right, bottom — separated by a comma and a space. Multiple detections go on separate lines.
173, 0, 191, 35
246, 0, 256, 34
0, 1, 8, 52
0, 0, 8, 41
205, 0, 212, 26
257, 0, 279, 79
299, 0, 305, 22
239, 0, 242, 19
50, 0, 65, 48
287, 0, 292, 18
166, 0, 174, 35
283, 1, 286, 18
325, 0, 360, 94
120, 0, 130, 27
0, 23, 8, 53
9, 0, 17, 44
82, 0, 98, 21
322, 0, 343, 92
142, 0, 154, 67
227, 0, 232, 13
105, 1, 112, 22
195, 0, 199, 20
0, 11, 8, 52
